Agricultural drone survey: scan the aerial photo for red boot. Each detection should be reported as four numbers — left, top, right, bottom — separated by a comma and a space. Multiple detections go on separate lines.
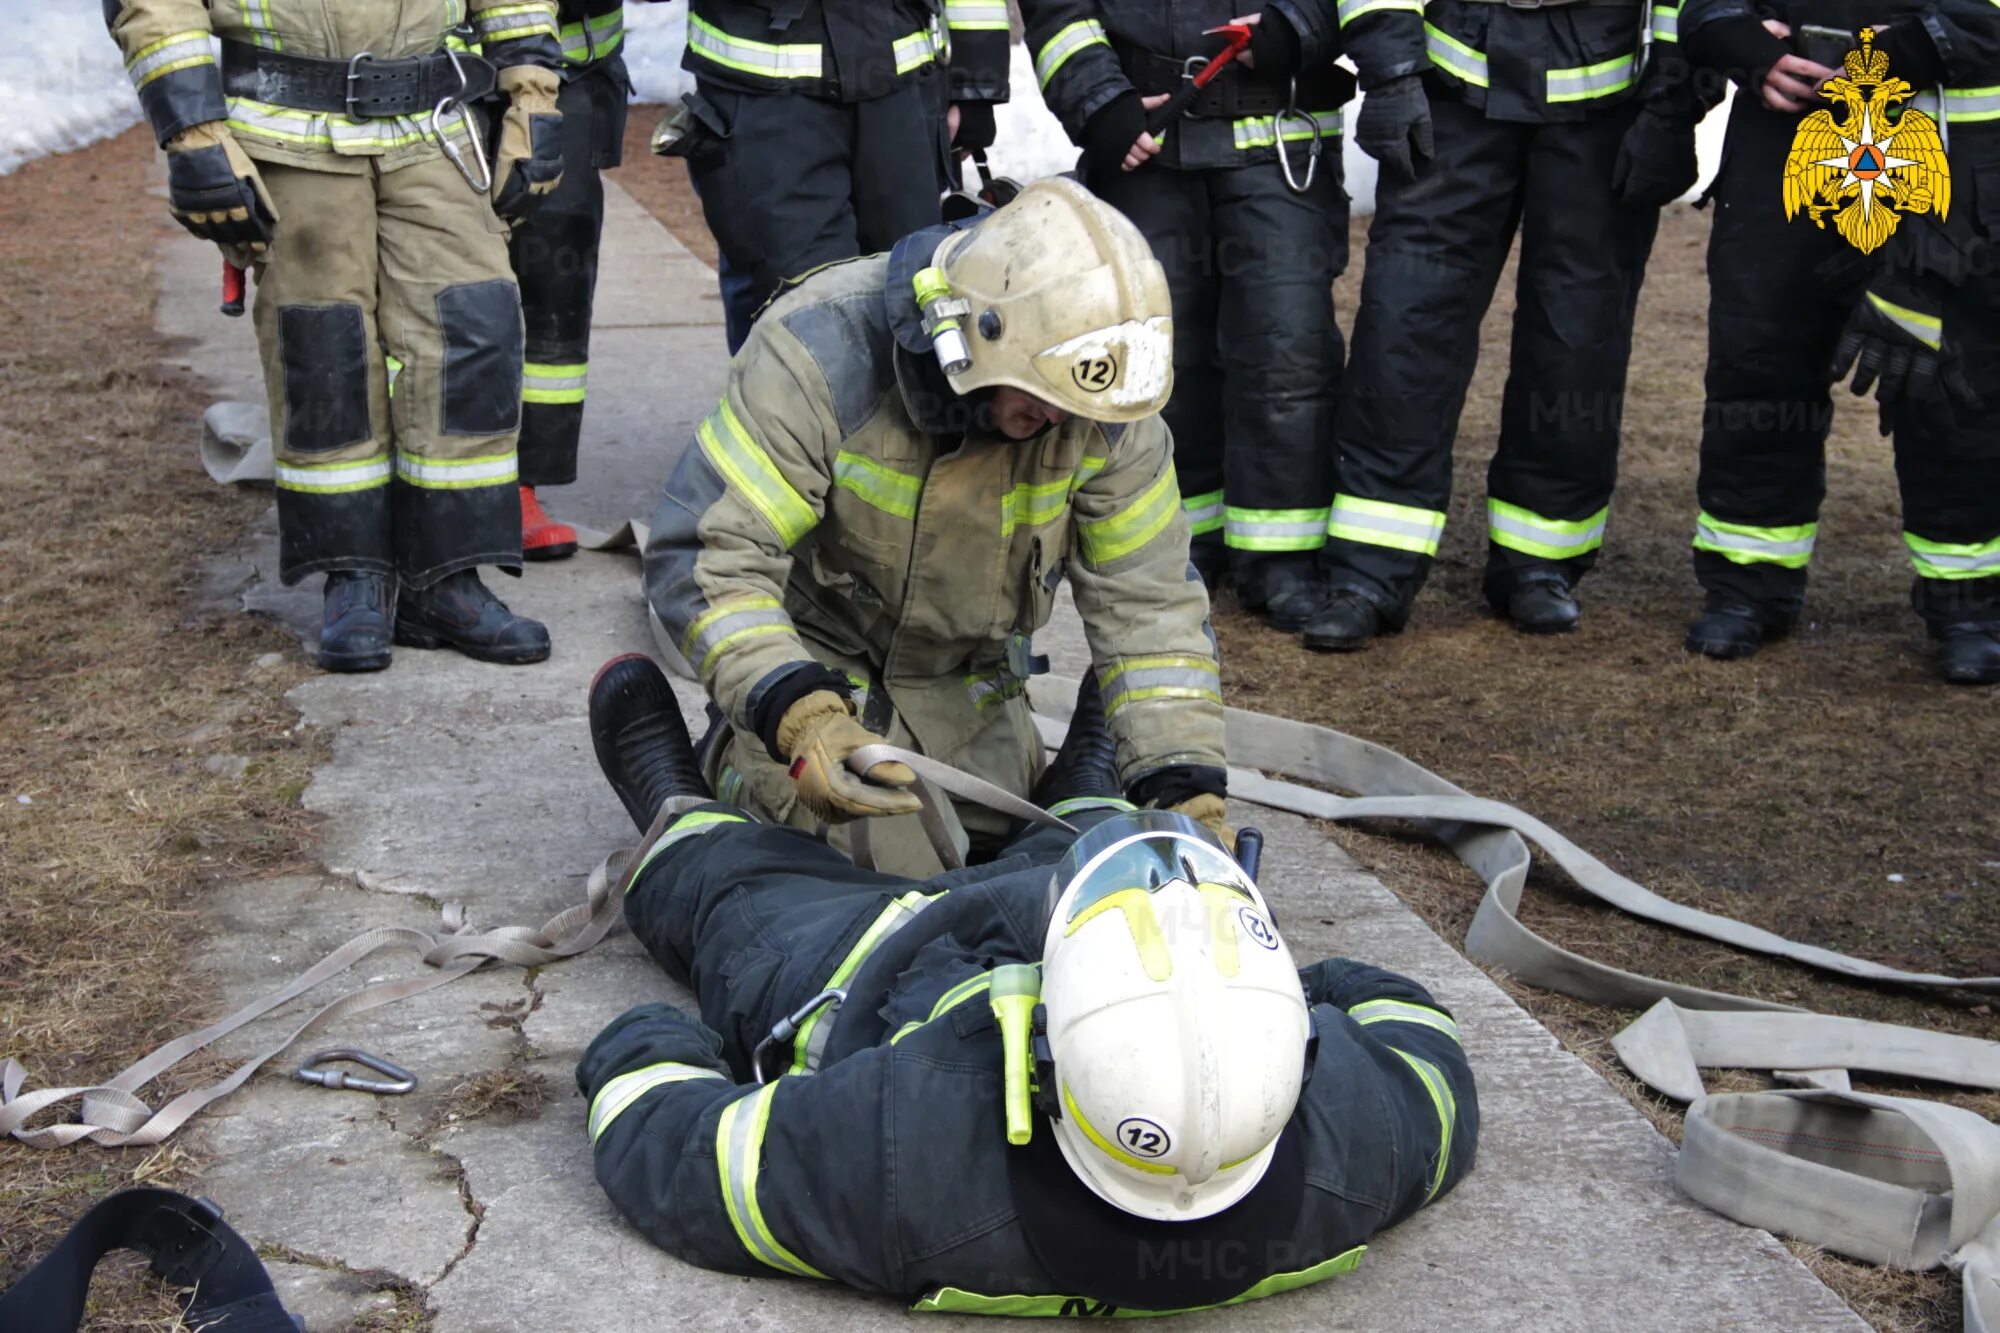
520, 485, 577, 561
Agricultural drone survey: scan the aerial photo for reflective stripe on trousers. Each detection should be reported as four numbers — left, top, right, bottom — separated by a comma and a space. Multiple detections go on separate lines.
1328, 495, 1446, 557
1488, 500, 1608, 561
1692, 513, 1816, 568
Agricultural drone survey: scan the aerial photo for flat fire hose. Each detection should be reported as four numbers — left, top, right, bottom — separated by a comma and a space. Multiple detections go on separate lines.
4, 680, 1995, 1325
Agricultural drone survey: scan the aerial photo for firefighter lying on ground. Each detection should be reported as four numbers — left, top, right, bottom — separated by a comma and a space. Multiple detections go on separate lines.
577, 654, 1481, 1313
643, 177, 1230, 875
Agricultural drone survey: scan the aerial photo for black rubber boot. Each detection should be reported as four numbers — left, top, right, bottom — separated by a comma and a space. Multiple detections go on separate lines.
1030, 675, 1122, 808
1302, 589, 1387, 653
317, 570, 394, 673
1238, 556, 1329, 632
589, 653, 713, 831
394, 569, 552, 665
1684, 597, 1790, 660
1502, 574, 1581, 635
1936, 623, 2000, 685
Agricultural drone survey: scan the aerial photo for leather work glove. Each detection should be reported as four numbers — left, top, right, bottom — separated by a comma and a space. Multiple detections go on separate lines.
1612, 107, 1699, 210
1354, 75, 1434, 183
1171, 793, 1237, 850
952, 100, 997, 152
164, 122, 278, 251
492, 65, 564, 222
777, 691, 923, 822
1828, 274, 1982, 436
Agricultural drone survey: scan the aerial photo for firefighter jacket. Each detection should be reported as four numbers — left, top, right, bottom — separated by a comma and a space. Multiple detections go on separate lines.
641, 249, 1226, 797
105, 0, 562, 173
580, 829, 1479, 1310
1023, 0, 1365, 169
683, 0, 1011, 106
554, 0, 631, 76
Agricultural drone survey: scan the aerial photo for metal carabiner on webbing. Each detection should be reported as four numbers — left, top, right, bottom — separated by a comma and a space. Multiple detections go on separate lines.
1276, 76, 1322, 195
295, 1048, 419, 1095
750, 987, 847, 1085
431, 44, 492, 195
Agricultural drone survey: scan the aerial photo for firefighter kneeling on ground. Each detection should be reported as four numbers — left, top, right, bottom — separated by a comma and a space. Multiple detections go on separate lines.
643, 178, 1231, 876
577, 653, 1480, 1311
105, 0, 570, 672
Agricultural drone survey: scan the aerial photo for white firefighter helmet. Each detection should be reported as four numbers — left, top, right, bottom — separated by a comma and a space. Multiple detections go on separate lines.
929, 176, 1173, 422
1039, 811, 1308, 1221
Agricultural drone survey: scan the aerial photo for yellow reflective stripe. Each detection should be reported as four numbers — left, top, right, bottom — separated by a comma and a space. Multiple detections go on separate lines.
238, 0, 283, 51
587, 1062, 726, 1142
891, 973, 997, 1044
1328, 494, 1446, 556
559, 9, 624, 61
697, 400, 817, 547
833, 450, 922, 519
716, 1085, 829, 1279
394, 451, 518, 489
1547, 52, 1637, 102
273, 457, 391, 494
1487, 499, 1608, 560
1691, 513, 1816, 568
1390, 1048, 1457, 1201
1001, 476, 1072, 536
225, 97, 459, 151
1865, 292, 1943, 349
628, 811, 750, 889
911, 1247, 1368, 1315
681, 595, 791, 678
1098, 654, 1220, 715
789, 890, 936, 1074
687, 14, 823, 78
1036, 19, 1109, 88
1046, 795, 1136, 818
474, 1, 559, 42
1904, 531, 2000, 579
945, 0, 1011, 30
127, 32, 216, 88
1230, 109, 1343, 149
523, 361, 587, 405
1339, 0, 1423, 21
1424, 23, 1487, 87
1650, 3, 1679, 41
1063, 1082, 1175, 1174
1348, 998, 1462, 1044
1071, 454, 1108, 493
965, 668, 1027, 712
893, 27, 943, 74
1078, 465, 1179, 565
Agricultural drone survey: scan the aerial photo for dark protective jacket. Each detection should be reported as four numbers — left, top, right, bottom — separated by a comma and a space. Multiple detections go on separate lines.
1681, 0, 2000, 115
554, 0, 630, 74
579, 850, 1478, 1312
1023, 0, 1365, 169
683, 0, 1011, 105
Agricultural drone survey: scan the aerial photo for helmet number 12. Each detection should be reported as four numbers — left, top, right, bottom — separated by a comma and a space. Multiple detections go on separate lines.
1117, 1117, 1172, 1158
1072, 355, 1118, 391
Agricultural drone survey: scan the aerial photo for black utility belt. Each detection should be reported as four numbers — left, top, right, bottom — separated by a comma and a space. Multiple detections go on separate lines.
1122, 49, 1303, 117
220, 40, 497, 117
1451, 0, 1635, 9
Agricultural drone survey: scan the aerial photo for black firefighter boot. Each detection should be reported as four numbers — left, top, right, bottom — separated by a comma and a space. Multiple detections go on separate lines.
1237, 554, 1329, 633
589, 653, 713, 831
318, 570, 394, 673
1500, 573, 1581, 635
1684, 595, 1793, 661
1302, 588, 1388, 653
1030, 674, 1123, 808
394, 569, 552, 665
1936, 622, 2000, 685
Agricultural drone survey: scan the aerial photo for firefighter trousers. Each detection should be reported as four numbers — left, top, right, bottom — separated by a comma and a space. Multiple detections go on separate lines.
1695, 97, 2000, 628
621, 799, 1098, 1079
687, 74, 951, 353
511, 64, 628, 489
254, 154, 525, 588
1326, 94, 1659, 624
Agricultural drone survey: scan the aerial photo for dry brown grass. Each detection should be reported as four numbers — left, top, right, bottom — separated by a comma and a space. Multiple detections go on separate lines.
426, 1064, 553, 1134
0, 127, 326, 1324
617, 156, 1998, 1331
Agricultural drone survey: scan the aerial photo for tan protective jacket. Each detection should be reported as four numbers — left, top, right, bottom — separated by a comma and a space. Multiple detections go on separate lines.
644, 254, 1225, 798
106, 0, 561, 172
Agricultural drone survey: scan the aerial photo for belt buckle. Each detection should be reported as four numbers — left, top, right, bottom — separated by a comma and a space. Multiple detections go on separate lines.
1504, 0, 1545, 10
344, 49, 377, 117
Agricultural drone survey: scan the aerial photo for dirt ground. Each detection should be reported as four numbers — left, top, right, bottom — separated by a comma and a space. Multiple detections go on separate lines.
0, 128, 328, 1326
615, 113, 1996, 1332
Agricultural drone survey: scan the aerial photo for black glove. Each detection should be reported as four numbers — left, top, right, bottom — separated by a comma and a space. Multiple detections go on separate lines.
1828, 275, 1982, 436
1683, 14, 1790, 91
1081, 90, 1149, 176
1354, 75, 1433, 182
1612, 107, 1698, 209
1248, 11, 1303, 78
953, 100, 997, 151
165, 124, 278, 248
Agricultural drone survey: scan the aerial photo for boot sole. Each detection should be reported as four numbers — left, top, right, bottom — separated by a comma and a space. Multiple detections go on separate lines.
523, 541, 577, 562
1684, 633, 1762, 661
1941, 664, 2000, 686
317, 646, 393, 672
1510, 616, 1580, 636
1302, 630, 1374, 653
394, 622, 551, 665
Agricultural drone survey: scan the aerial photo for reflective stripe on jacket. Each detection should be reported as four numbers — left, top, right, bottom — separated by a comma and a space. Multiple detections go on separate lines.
683, 0, 1005, 104
641, 253, 1225, 789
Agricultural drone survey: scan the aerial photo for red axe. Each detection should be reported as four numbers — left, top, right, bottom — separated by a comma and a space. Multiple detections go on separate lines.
1144, 23, 1255, 138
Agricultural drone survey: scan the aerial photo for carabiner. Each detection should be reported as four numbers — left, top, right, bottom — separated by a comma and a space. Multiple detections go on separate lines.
431, 45, 492, 194
750, 987, 847, 1085
295, 1048, 419, 1095
1276, 78, 1322, 195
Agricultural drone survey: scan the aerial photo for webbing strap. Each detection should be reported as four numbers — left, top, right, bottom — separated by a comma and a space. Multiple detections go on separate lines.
848, 742, 1074, 872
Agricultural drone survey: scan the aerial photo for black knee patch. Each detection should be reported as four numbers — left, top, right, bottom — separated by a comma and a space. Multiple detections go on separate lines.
436, 279, 524, 436
278, 303, 372, 454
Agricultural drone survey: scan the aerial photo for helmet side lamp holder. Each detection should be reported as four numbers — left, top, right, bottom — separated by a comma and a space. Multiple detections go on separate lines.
912, 266, 974, 377
1030, 1003, 1061, 1123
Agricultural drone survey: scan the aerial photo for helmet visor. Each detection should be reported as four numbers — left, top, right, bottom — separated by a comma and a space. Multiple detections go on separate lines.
1047, 811, 1262, 928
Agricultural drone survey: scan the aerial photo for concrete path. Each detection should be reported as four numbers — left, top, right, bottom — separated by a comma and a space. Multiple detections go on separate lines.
165, 178, 1863, 1331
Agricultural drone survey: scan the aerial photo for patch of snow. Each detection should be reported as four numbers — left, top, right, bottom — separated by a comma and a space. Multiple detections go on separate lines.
3, 1, 145, 176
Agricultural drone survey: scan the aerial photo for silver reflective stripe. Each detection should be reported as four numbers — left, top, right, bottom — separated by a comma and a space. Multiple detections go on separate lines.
561, 10, 623, 61
237, 0, 283, 51
127, 33, 215, 88
1865, 292, 1942, 350
1182, 495, 1224, 531
1349, 998, 1463, 1043
796, 893, 933, 1073
1650, 4, 1678, 41
523, 366, 587, 395
893, 27, 942, 73
473, 2, 558, 43
1328, 496, 1447, 555
1424, 23, 1488, 87
945, 0, 1011, 29
587, 1063, 725, 1143
1231, 109, 1343, 149
717, 1085, 828, 1279
681, 597, 790, 678
226, 97, 461, 154
687, 16, 824, 78
394, 452, 519, 488
273, 458, 392, 493
1338, 0, 1424, 22
1943, 86, 2000, 122
1905, 537, 2000, 575
1487, 504, 1607, 558
1547, 53, 1637, 102
1035, 19, 1108, 88
1693, 520, 1815, 561
1099, 655, 1222, 715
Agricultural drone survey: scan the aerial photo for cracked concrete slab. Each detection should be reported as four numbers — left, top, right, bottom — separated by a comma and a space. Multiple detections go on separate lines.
167, 178, 1864, 1330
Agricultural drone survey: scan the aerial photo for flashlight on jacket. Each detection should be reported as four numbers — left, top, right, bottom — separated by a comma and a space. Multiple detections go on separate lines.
912, 265, 973, 377
988, 963, 1041, 1146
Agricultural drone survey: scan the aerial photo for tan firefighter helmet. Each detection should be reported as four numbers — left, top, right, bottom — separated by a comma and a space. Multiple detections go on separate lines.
925, 177, 1173, 423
